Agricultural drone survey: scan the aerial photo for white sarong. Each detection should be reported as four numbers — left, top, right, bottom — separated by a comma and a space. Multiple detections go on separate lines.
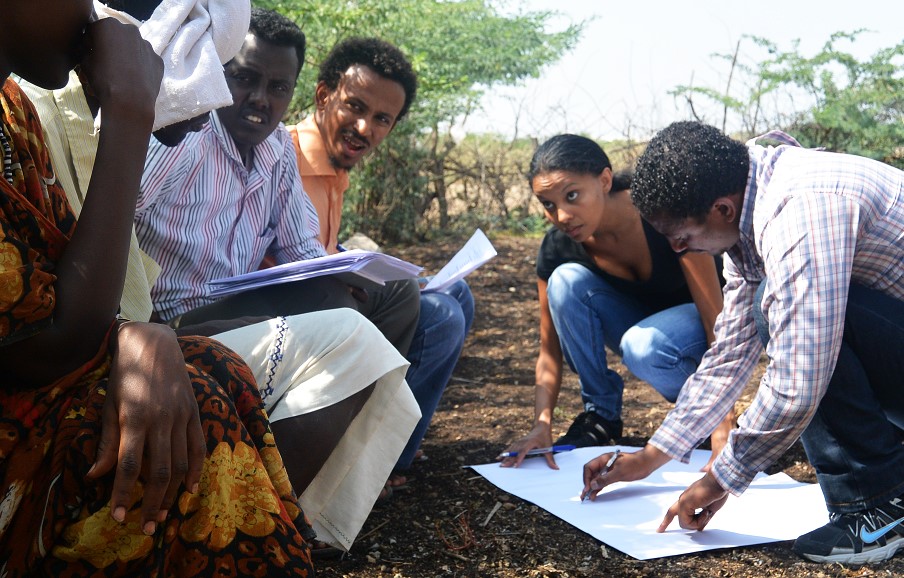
215, 309, 420, 550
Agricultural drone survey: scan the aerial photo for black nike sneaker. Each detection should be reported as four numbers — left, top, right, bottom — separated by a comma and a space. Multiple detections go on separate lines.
792, 495, 904, 564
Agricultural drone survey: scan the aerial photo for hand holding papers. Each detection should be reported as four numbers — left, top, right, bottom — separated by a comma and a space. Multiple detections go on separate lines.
207, 250, 423, 297
207, 228, 495, 297
421, 229, 496, 293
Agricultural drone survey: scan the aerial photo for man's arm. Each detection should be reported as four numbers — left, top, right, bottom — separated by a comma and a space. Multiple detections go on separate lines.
648, 257, 762, 476
712, 193, 858, 494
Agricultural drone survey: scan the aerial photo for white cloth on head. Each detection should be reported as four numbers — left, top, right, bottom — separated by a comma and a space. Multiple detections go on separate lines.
93, 0, 250, 131
213, 309, 421, 551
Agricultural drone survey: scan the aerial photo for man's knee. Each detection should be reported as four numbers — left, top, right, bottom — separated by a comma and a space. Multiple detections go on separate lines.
395, 278, 422, 308
419, 293, 466, 339
305, 307, 380, 340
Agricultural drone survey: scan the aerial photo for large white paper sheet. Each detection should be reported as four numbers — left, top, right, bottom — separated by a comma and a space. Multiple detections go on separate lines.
422, 229, 496, 293
469, 446, 828, 560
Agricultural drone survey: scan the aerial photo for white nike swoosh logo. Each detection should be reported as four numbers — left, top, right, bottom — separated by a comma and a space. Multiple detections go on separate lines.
859, 516, 904, 543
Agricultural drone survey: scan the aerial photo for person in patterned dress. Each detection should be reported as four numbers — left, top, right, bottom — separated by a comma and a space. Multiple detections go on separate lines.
0, 2, 315, 575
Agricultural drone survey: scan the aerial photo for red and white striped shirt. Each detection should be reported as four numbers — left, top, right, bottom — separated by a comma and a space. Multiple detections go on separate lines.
135, 111, 326, 321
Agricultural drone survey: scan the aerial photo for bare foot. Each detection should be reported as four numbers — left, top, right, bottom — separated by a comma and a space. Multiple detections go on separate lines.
387, 473, 408, 488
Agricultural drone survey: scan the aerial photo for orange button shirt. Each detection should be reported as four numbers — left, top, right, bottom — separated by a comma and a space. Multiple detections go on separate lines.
287, 117, 350, 255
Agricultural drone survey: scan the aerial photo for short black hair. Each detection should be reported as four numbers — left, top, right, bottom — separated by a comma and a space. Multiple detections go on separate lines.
527, 133, 632, 192
632, 121, 750, 222
248, 7, 306, 77
318, 37, 417, 121
100, 0, 161, 21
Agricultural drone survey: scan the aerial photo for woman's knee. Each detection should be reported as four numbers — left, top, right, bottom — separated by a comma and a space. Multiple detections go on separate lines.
620, 325, 660, 373
621, 325, 696, 402
547, 263, 595, 307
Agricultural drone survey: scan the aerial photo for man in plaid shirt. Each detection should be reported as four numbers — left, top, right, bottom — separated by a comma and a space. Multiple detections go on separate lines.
581, 121, 904, 565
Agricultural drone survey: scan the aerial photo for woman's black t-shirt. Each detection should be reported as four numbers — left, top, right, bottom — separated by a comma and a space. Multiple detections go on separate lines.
536, 220, 701, 312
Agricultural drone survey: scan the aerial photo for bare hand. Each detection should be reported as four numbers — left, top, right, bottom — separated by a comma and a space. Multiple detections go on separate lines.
349, 285, 369, 304
581, 445, 670, 501
658, 472, 729, 532
88, 322, 204, 535
499, 424, 556, 469
78, 17, 162, 123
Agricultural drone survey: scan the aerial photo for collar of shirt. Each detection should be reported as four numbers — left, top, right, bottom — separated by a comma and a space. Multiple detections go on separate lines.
725, 135, 806, 281
209, 110, 289, 185
295, 116, 345, 179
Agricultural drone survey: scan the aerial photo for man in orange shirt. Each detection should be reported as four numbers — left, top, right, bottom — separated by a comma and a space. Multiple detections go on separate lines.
287, 37, 474, 480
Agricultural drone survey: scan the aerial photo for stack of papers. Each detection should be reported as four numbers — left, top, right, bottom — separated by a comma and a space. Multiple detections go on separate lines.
208, 250, 423, 297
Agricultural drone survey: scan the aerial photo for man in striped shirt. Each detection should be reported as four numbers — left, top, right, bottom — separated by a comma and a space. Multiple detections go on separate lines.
133, 9, 421, 360
581, 121, 904, 565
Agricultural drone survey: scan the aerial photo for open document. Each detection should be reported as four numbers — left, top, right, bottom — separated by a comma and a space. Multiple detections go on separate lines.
469, 446, 827, 560
207, 250, 423, 297
422, 229, 497, 292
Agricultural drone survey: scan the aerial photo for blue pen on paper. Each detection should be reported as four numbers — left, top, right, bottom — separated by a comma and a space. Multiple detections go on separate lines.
496, 444, 576, 459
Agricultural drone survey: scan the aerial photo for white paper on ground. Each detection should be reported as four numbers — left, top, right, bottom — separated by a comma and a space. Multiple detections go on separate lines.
421, 228, 496, 293
469, 446, 828, 560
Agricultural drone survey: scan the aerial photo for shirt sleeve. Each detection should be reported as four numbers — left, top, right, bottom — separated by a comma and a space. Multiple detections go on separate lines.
269, 138, 327, 264
137, 136, 194, 220
711, 193, 858, 494
648, 256, 762, 480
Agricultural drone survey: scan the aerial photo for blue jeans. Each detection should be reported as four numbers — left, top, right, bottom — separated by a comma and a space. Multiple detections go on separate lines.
395, 279, 474, 470
754, 282, 904, 513
546, 263, 708, 423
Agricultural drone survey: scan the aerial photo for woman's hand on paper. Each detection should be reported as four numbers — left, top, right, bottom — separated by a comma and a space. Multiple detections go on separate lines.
499, 424, 557, 469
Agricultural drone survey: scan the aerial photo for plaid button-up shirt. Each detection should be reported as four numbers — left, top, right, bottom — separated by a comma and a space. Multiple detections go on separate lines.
650, 134, 904, 495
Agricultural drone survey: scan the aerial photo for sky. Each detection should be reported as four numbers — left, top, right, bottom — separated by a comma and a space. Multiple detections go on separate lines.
457, 0, 904, 141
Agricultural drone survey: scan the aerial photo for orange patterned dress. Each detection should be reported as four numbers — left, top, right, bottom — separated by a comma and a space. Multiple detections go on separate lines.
0, 79, 315, 576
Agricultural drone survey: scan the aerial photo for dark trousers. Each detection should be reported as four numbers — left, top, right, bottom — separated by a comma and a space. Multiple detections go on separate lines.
754, 282, 904, 513
178, 276, 420, 356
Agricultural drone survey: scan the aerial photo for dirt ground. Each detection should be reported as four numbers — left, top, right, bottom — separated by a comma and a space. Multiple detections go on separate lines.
316, 234, 903, 578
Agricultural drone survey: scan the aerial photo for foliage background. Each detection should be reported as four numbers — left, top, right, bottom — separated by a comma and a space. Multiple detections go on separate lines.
255, 0, 581, 242
253, 1, 903, 245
